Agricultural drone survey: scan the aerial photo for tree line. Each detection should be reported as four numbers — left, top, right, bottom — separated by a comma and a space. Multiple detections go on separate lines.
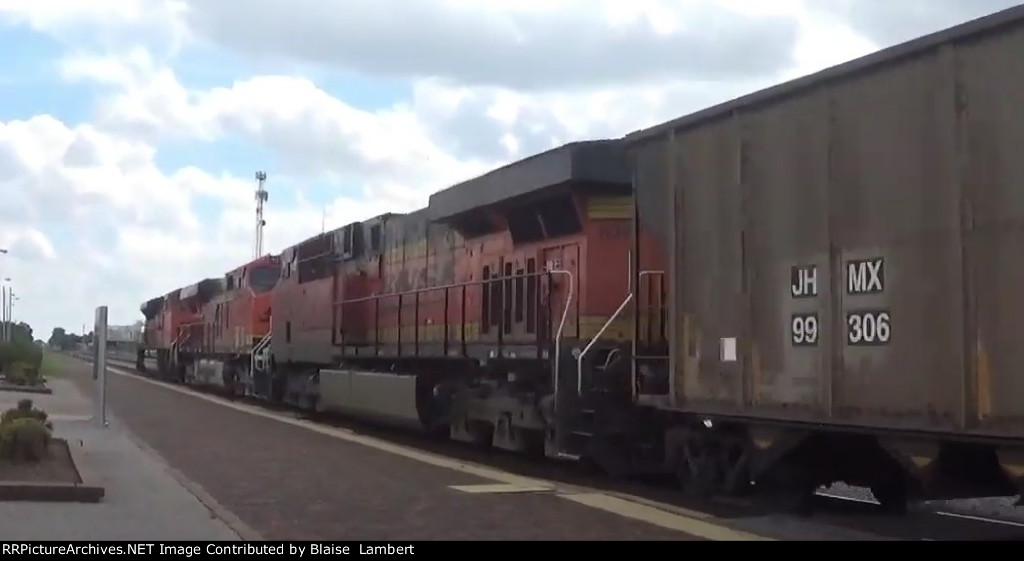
46, 327, 92, 351
0, 321, 42, 375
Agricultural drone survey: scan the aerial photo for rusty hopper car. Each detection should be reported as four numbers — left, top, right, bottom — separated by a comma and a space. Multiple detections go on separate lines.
623, 4, 1024, 510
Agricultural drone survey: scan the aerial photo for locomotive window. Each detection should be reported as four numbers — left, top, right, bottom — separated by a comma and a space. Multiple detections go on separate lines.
249, 266, 280, 293
526, 258, 537, 334
481, 265, 491, 334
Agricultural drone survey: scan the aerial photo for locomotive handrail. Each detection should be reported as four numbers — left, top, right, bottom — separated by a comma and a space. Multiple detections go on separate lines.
548, 269, 573, 405
331, 269, 554, 306
332, 268, 572, 362
577, 293, 634, 395
631, 270, 666, 402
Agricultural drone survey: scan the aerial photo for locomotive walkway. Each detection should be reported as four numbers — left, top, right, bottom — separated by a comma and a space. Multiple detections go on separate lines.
0, 374, 239, 540
52, 355, 774, 541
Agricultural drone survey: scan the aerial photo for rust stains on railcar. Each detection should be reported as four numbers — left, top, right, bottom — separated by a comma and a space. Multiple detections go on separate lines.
626, 5, 1024, 439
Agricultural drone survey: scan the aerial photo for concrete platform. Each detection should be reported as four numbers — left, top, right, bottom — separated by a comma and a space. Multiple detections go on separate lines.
0, 377, 92, 422
0, 376, 240, 540
58, 357, 778, 541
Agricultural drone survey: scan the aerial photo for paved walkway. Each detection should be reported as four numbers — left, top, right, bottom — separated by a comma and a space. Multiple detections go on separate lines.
58, 356, 776, 541
0, 375, 240, 541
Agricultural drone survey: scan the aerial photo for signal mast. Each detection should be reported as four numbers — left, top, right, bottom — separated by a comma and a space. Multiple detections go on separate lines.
254, 171, 268, 259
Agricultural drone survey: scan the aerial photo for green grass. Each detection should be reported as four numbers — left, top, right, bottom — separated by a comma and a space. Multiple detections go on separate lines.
38, 350, 64, 379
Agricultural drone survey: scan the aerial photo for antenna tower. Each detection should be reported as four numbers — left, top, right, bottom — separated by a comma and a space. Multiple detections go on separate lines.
254, 171, 268, 259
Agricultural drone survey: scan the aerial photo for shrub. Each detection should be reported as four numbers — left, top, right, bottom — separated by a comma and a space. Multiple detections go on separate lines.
0, 341, 42, 380
0, 399, 48, 426
1, 362, 42, 387
0, 418, 51, 462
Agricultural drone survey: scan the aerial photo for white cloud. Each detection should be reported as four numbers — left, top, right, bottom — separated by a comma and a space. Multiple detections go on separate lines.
0, 0, 189, 53
0, 0, 1012, 339
177, 0, 802, 90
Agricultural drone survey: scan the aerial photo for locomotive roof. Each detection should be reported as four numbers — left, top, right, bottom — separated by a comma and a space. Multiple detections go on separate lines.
426, 139, 629, 221
178, 277, 225, 300
230, 254, 279, 271
625, 4, 1024, 145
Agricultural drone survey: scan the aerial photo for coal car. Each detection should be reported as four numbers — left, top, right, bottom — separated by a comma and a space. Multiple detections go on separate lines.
623, 4, 1024, 510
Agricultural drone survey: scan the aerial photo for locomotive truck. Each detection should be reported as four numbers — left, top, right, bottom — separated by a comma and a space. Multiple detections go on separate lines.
137, 5, 1024, 512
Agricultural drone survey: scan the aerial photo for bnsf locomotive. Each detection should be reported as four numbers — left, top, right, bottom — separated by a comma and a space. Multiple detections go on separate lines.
140, 140, 670, 470
139, 7, 1024, 513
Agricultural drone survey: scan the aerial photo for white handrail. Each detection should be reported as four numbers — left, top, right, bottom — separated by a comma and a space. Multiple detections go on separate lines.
576, 293, 634, 395
548, 269, 573, 405
251, 332, 271, 370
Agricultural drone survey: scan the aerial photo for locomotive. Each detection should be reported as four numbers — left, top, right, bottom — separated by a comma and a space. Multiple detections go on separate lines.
139, 140, 669, 470
139, 5, 1024, 513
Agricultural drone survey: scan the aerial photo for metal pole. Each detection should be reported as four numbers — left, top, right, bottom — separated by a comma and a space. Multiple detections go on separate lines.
94, 306, 109, 428
2, 286, 7, 343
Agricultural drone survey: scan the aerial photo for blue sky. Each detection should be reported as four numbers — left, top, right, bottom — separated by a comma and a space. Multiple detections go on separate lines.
0, 0, 1014, 338
0, 27, 93, 125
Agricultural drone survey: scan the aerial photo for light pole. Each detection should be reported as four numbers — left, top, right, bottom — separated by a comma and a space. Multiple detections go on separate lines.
0, 249, 6, 343
1, 277, 8, 344
8, 293, 16, 335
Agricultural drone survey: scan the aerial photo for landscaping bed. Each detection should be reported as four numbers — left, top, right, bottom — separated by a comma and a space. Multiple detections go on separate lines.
0, 342, 50, 394
0, 398, 103, 502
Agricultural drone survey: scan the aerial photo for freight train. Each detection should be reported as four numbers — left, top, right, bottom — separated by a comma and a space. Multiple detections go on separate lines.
136, 6, 1024, 513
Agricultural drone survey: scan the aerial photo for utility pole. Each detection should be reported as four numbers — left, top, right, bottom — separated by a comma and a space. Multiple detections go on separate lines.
0, 249, 7, 344
1, 283, 10, 344
254, 171, 268, 259
4, 288, 14, 343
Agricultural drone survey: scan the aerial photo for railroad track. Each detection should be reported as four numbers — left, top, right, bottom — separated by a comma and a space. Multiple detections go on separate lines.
73, 351, 1024, 540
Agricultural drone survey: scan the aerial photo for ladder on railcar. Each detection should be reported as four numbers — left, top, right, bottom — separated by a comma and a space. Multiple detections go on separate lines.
251, 333, 272, 375
169, 325, 188, 382
248, 317, 272, 398
551, 265, 668, 470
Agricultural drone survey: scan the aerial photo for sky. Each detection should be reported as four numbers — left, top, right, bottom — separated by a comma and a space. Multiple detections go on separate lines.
0, 0, 1018, 339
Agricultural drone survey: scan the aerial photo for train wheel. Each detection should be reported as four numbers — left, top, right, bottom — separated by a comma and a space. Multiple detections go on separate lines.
769, 464, 818, 517
871, 480, 908, 514
674, 438, 722, 499
467, 421, 493, 450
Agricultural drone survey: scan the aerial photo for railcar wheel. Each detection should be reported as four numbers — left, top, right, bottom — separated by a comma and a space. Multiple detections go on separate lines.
674, 438, 722, 499
763, 463, 818, 517
871, 481, 908, 514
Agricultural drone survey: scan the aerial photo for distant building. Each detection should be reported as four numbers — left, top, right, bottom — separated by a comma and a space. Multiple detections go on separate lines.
107, 321, 143, 345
